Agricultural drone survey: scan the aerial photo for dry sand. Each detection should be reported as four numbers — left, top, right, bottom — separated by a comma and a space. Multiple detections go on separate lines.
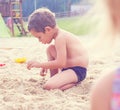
0, 36, 120, 110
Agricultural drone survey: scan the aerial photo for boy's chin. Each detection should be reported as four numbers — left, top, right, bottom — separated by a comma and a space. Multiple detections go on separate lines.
42, 42, 47, 44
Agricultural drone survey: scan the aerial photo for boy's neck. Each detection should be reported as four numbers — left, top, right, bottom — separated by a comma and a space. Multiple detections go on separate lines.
53, 26, 59, 39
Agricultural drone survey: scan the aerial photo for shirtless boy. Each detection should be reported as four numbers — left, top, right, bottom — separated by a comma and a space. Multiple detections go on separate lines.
27, 8, 89, 90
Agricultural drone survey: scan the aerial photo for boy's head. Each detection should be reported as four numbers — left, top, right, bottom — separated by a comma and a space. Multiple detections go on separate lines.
28, 7, 56, 33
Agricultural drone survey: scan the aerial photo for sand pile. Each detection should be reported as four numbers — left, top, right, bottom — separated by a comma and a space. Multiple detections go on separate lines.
0, 37, 120, 110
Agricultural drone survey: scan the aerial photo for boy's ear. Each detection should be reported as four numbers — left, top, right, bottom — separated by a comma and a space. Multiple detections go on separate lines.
44, 26, 52, 33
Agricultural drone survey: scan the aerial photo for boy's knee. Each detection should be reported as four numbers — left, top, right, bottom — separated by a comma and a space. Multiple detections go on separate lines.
46, 45, 54, 54
43, 82, 57, 90
46, 45, 56, 59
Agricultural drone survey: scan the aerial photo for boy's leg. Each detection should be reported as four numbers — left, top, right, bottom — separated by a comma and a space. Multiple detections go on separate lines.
46, 45, 58, 77
59, 83, 77, 90
43, 69, 78, 90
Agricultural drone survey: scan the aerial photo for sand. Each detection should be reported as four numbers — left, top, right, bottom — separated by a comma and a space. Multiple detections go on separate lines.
0, 36, 120, 110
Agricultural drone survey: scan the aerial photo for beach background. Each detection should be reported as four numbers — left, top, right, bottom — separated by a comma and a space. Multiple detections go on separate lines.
0, 36, 120, 110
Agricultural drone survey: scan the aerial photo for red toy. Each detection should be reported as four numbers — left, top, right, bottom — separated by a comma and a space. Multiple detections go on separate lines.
0, 64, 6, 67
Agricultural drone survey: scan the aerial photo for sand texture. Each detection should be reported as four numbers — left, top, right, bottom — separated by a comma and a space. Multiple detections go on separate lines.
0, 37, 120, 110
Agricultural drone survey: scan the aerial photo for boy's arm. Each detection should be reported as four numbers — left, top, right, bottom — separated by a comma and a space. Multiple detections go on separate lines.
40, 36, 67, 69
27, 36, 67, 70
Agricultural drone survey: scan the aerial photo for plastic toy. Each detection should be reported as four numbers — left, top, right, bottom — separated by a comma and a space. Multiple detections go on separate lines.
0, 63, 6, 67
15, 57, 26, 63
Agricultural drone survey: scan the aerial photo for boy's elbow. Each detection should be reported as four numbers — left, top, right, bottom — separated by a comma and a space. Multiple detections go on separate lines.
55, 59, 66, 68
58, 62, 66, 68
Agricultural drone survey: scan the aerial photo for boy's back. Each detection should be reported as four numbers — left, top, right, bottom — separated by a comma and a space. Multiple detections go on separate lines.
54, 29, 88, 68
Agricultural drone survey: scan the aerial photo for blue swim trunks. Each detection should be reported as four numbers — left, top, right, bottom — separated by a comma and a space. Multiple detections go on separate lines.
62, 66, 87, 83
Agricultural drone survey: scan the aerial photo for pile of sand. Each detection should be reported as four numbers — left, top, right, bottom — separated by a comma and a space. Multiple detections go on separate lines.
0, 37, 120, 110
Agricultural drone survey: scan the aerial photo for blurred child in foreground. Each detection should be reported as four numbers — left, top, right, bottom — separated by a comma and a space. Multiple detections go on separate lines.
27, 8, 89, 90
90, 0, 120, 110
87, 0, 120, 58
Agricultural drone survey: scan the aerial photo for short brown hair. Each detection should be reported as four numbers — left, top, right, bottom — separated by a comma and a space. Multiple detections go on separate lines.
28, 7, 56, 33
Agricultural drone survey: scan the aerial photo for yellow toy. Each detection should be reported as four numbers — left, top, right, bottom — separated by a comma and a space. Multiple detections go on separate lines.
15, 57, 26, 63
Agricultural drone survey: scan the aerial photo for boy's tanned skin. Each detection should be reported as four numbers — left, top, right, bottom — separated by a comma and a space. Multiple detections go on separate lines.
27, 8, 89, 90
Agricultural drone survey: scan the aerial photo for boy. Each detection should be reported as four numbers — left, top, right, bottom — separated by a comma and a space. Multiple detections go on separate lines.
27, 8, 89, 90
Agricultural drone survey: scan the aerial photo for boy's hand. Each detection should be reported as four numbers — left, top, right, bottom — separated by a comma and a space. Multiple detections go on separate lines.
27, 61, 40, 70
40, 68, 47, 76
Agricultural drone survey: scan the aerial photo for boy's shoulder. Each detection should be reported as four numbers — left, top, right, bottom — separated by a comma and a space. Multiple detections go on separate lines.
58, 29, 74, 37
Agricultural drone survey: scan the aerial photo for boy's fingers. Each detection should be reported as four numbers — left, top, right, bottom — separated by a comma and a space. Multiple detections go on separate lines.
45, 69, 47, 73
40, 72, 46, 76
27, 66, 31, 70
27, 63, 33, 70
40, 69, 47, 76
